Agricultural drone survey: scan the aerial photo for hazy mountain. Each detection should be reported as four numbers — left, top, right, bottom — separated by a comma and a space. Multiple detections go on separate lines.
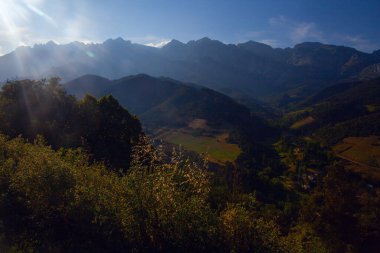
1, 37, 380, 99
65, 74, 253, 128
65, 74, 111, 98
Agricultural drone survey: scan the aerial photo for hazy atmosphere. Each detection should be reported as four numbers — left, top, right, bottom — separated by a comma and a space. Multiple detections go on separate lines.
0, 1, 380, 253
1, 0, 380, 55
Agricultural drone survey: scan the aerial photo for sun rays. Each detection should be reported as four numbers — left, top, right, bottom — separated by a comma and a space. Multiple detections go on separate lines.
0, 0, 56, 55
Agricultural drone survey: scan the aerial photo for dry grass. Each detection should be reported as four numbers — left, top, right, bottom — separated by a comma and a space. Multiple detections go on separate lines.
333, 136, 380, 166
333, 136, 380, 182
188, 118, 208, 129
290, 116, 315, 129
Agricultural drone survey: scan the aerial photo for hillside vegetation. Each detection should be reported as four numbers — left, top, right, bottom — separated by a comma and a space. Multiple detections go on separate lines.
281, 78, 380, 146
65, 74, 274, 164
0, 78, 379, 252
0, 78, 141, 171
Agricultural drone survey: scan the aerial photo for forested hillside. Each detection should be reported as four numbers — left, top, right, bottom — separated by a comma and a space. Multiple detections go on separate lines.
65, 74, 277, 164
0, 78, 379, 252
66, 74, 253, 128
281, 78, 380, 146
0, 78, 141, 171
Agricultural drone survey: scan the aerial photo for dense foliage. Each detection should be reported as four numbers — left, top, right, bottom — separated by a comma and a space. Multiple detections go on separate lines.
0, 78, 141, 171
301, 165, 380, 252
0, 135, 295, 253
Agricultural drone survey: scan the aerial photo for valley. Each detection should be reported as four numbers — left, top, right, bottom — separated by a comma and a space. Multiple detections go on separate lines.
0, 0, 379, 251
1, 37, 380, 253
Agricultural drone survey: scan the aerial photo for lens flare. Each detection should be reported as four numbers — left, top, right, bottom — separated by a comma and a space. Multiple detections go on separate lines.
86, 51, 95, 58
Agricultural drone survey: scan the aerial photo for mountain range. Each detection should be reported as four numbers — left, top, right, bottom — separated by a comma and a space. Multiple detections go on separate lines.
1, 37, 380, 100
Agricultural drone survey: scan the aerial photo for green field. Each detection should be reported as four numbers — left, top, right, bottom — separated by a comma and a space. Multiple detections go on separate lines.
157, 130, 241, 164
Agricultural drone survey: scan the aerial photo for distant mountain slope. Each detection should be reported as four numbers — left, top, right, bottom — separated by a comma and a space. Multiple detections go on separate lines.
285, 78, 380, 145
2, 38, 379, 99
65, 74, 252, 128
303, 77, 380, 107
65, 74, 111, 98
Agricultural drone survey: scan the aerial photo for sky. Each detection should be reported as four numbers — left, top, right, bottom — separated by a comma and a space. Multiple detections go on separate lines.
0, 0, 379, 55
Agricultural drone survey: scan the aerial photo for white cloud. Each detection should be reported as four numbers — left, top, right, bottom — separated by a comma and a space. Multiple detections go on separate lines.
145, 39, 171, 48
291, 22, 323, 42
131, 35, 171, 48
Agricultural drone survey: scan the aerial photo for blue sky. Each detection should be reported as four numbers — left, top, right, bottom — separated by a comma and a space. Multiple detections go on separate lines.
0, 0, 379, 55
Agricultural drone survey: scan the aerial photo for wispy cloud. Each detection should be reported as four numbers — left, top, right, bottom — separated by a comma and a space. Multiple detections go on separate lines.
243, 16, 324, 48
291, 22, 323, 42
269, 16, 324, 43
243, 16, 378, 52
268, 15, 286, 26
336, 34, 379, 52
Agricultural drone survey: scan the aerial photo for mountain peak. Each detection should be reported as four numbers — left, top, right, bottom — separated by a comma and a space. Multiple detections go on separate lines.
198, 37, 212, 42
69, 41, 86, 46
46, 40, 58, 46
238, 40, 273, 50
165, 39, 185, 47
75, 74, 110, 81
103, 37, 131, 46
294, 42, 324, 48
162, 39, 186, 50
114, 73, 158, 84
32, 40, 58, 49
188, 37, 225, 47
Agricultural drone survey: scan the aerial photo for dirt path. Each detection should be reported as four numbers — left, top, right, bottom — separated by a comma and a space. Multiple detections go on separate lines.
336, 154, 380, 170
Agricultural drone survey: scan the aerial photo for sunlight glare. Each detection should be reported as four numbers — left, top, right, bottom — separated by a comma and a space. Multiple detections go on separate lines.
0, 0, 56, 50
